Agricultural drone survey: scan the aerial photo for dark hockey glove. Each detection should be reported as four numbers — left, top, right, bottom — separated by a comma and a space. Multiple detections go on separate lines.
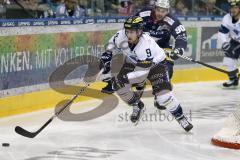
170, 48, 184, 60
112, 74, 129, 90
222, 42, 230, 52
99, 51, 112, 74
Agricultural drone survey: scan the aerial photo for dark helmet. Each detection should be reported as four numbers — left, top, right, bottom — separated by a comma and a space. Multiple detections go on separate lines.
228, 0, 240, 6
124, 16, 144, 30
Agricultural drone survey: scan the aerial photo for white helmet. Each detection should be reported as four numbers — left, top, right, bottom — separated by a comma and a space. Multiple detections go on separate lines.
155, 0, 170, 9
228, 0, 240, 6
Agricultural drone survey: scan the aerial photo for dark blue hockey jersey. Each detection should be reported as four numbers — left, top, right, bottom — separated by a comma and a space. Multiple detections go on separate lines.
135, 7, 187, 50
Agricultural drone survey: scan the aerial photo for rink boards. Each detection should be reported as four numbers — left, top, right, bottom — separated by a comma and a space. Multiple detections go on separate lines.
0, 66, 228, 118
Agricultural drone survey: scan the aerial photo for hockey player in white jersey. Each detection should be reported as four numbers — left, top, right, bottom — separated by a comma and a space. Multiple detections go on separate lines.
101, 0, 187, 94
100, 16, 193, 131
218, 0, 240, 88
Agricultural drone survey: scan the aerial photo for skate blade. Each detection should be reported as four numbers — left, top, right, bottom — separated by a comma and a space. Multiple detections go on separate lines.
221, 85, 239, 90
133, 107, 146, 126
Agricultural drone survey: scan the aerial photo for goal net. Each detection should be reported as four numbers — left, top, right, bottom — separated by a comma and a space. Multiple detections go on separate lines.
211, 105, 240, 149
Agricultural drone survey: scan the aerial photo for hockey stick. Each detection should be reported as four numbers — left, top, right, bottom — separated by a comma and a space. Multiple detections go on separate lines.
15, 83, 90, 138
176, 54, 230, 75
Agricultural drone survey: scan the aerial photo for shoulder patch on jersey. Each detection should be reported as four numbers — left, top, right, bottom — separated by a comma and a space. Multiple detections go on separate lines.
139, 11, 151, 17
163, 16, 175, 26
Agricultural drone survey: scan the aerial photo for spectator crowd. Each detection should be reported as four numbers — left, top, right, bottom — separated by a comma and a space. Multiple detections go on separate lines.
0, 0, 231, 19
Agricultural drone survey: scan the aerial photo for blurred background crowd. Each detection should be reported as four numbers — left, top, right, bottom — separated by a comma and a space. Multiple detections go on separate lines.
0, 0, 230, 19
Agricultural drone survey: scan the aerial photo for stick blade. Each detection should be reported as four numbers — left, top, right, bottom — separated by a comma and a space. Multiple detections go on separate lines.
15, 126, 36, 138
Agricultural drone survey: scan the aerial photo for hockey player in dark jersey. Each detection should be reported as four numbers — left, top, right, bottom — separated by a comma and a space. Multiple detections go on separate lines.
101, 0, 187, 94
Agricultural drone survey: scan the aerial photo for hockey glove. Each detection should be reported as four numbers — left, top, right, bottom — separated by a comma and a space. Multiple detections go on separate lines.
170, 48, 184, 60
222, 42, 231, 52
99, 51, 112, 74
112, 74, 129, 91
164, 48, 174, 62
112, 77, 124, 91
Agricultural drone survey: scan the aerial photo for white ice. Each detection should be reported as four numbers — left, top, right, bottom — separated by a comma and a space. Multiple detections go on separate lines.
0, 81, 240, 160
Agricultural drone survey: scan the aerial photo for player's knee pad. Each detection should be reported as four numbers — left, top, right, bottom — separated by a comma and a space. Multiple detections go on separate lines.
155, 91, 180, 111
148, 62, 172, 95
223, 57, 238, 72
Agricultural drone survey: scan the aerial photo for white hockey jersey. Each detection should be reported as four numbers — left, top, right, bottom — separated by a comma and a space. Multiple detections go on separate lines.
106, 29, 166, 81
218, 13, 240, 44
107, 29, 166, 65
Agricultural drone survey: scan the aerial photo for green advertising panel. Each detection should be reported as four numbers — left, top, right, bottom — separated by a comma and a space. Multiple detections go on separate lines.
0, 27, 196, 91
0, 30, 117, 90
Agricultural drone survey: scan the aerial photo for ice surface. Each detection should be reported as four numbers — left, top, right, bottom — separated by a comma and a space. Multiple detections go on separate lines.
0, 81, 240, 160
